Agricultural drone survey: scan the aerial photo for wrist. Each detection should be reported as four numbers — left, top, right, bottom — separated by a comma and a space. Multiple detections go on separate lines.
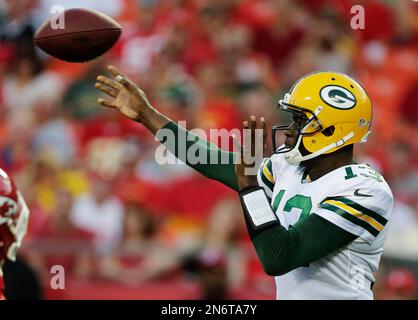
134, 103, 154, 123
239, 187, 280, 240
237, 175, 258, 191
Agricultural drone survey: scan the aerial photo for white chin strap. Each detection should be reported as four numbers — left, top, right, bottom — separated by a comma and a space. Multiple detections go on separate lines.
284, 131, 355, 165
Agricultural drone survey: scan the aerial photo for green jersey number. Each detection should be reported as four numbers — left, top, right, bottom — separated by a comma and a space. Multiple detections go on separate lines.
345, 165, 383, 182
284, 195, 312, 221
273, 191, 312, 267
344, 167, 357, 180
272, 190, 312, 225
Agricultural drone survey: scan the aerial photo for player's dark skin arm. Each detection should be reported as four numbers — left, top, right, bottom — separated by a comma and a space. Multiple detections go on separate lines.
96, 66, 357, 275
95, 65, 239, 189
95, 66, 355, 189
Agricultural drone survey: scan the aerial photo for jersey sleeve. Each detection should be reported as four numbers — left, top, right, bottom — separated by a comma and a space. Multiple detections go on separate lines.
257, 157, 275, 198
256, 152, 290, 198
314, 177, 393, 244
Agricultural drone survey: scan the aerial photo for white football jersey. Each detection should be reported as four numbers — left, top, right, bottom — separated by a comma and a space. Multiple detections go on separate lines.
257, 152, 393, 300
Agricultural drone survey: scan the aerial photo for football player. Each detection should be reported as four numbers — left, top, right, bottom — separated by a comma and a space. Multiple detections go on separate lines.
95, 67, 393, 299
0, 169, 30, 300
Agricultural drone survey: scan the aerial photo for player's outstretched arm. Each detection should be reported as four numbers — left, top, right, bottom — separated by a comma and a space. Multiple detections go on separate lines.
95, 65, 239, 190
95, 65, 171, 134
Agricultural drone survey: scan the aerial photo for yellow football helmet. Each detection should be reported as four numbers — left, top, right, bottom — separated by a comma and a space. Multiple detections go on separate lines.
273, 71, 372, 165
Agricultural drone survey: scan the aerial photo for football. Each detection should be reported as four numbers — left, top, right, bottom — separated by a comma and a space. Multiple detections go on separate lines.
34, 8, 122, 63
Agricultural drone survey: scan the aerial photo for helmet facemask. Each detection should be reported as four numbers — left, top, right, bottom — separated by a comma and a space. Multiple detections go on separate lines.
272, 95, 324, 165
272, 94, 357, 165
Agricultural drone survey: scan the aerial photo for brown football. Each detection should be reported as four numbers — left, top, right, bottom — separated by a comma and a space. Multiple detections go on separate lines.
34, 8, 122, 63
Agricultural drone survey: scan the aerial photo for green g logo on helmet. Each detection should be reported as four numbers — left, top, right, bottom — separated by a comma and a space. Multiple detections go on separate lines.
320, 85, 357, 110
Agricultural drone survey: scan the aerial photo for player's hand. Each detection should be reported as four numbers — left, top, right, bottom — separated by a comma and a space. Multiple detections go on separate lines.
233, 115, 267, 191
95, 65, 152, 122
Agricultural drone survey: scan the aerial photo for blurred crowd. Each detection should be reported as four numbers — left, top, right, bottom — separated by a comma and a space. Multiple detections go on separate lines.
0, 0, 418, 299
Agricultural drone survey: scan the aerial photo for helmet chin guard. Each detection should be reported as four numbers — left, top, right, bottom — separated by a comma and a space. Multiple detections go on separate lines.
283, 132, 355, 165
283, 136, 304, 165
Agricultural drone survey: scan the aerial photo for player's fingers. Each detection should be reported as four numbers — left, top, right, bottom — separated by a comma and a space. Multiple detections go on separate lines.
95, 82, 118, 97
97, 98, 116, 109
232, 133, 243, 161
108, 65, 147, 97
115, 74, 138, 93
107, 65, 124, 77
108, 65, 138, 93
232, 133, 241, 150
250, 115, 256, 156
242, 120, 249, 149
260, 117, 267, 150
96, 75, 123, 91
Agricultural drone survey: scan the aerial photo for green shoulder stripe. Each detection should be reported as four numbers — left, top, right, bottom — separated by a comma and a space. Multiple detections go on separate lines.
257, 159, 274, 192
266, 159, 273, 175
319, 202, 379, 237
322, 196, 387, 226
260, 172, 274, 192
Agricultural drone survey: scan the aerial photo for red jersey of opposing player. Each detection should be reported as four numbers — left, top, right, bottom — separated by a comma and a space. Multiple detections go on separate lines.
0, 168, 30, 300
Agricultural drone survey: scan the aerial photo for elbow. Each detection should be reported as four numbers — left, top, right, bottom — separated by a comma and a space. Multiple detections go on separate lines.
258, 249, 294, 276
253, 230, 294, 276
260, 262, 289, 277
263, 266, 279, 277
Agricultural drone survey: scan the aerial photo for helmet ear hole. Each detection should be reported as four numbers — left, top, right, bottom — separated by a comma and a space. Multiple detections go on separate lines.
322, 126, 335, 137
